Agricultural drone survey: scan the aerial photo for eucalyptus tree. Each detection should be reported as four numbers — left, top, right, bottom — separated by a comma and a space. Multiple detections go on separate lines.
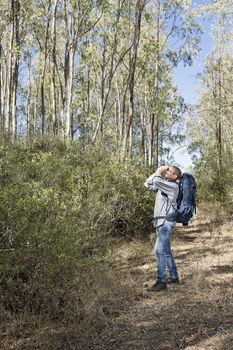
119, 0, 147, 161
90, 0, 137, 145
42, 0, 104, 139
14, 0, 59, 136
0, 0, 55, 136
191, 0, 233, 17
124, 0, 201, 165
76, 0, 148, 151
188, 12, 233, 200
86, 0, 201, 163
188, 55, 233, 199
0, 0, 20, 138
0, 0, 200, 154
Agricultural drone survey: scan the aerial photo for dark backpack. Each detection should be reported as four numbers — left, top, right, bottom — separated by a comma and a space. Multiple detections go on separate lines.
166, 173, 196, 226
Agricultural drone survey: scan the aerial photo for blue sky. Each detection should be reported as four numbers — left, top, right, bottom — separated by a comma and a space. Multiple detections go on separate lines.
173, 15, 213, 105
172, 12, 214, 170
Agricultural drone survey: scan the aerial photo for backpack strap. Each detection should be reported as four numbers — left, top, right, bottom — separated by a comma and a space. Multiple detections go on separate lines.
153, 216, 167, 220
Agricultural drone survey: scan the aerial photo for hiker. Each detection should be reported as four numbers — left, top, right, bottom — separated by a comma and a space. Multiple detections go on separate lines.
144, 165, 182, 292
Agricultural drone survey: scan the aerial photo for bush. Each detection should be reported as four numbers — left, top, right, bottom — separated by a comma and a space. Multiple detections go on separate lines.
0, 137, 152, 325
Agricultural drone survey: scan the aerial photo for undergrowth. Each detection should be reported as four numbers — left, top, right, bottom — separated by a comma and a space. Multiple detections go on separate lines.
0, 137, 152, 349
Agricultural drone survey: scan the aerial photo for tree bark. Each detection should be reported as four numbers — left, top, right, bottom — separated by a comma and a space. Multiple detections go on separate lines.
51, 0, 58, 136
11, 0, 20, 138
121, 0, 145, 161
0, 44, 3, 129
26, 57, 31, 137
40, 2, 51, 135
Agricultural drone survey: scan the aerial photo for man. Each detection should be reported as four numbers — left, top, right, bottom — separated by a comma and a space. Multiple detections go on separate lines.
144, 165, 181, 292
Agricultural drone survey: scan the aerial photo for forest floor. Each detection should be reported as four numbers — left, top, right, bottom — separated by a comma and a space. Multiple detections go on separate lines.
2, 207, 233, 350
92, 207, 233, 350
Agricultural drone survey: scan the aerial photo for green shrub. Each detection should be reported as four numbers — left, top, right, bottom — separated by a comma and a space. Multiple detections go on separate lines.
0, 137, 153, 321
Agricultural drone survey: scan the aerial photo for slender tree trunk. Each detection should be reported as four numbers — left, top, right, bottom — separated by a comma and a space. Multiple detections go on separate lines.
11, 0, 20, 138
3, 0, 20, 138
40, 77, 45, 134
86, 65, 90, 141
148, 112, 155, 166
115, 80, 121, 146
121, 0, 145, 161
5, 11, 14, 133
155, 118, 159, 167
26, 57, 31, 137
92, 1, 126, 144
55, 59, 65, 136
92, 35, 106, 143
139, 100, 147, 164
2, 55, 7, 131
63, 0, 76, 140
0, 44, 3, 130
40, 2, 51, 134
64, 44, 75, 139
216, 58, 223, 196
151, 0, 160, 166
32, 95, 37, 135
51, 0, 58, 136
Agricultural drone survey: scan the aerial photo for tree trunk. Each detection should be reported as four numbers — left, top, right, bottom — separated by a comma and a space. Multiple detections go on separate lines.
51, 0, 58, 136
11, 0, 20, 138
26, 57, 31, 137
0, 44, 3, 129
121, 0, 145, 161
151, 0, 160, 167
92, 1, 126, 144
64, 43, 75, 139
92, 35, 106, 143
63, 0, 76, 140
40, 2, 51, 135
5, 10, 14, 133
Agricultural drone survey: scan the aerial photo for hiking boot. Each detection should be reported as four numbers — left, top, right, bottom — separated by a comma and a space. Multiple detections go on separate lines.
167, 277, 180, 284
147, 281, 167, 292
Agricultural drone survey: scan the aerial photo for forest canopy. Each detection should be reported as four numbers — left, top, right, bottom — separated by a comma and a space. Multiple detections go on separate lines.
0, 0, 201, 164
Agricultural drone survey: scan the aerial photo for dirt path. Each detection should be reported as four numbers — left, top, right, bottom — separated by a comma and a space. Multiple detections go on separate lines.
94, 211, 233, 350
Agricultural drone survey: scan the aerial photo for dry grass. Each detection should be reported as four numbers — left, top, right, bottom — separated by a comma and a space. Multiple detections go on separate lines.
1, 205, 233, 350
94, 206, 233, 350
0, 264, 136, 350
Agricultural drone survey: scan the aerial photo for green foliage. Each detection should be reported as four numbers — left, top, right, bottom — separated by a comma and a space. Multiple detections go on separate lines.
0, 137, 152, 320
188, 38, 233, 205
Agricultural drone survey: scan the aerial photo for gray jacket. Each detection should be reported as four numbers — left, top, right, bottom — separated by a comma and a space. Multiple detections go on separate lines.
144, 173, 179, 228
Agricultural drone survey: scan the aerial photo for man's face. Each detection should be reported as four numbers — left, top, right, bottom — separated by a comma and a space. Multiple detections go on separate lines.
164, 167, 177, 181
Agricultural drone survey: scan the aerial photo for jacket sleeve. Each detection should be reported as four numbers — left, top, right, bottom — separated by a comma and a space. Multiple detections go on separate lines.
144, 173, 178, 196
144, 173, 158, 191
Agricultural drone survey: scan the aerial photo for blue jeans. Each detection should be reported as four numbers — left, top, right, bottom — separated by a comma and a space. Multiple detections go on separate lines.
154, 221, 178, 283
